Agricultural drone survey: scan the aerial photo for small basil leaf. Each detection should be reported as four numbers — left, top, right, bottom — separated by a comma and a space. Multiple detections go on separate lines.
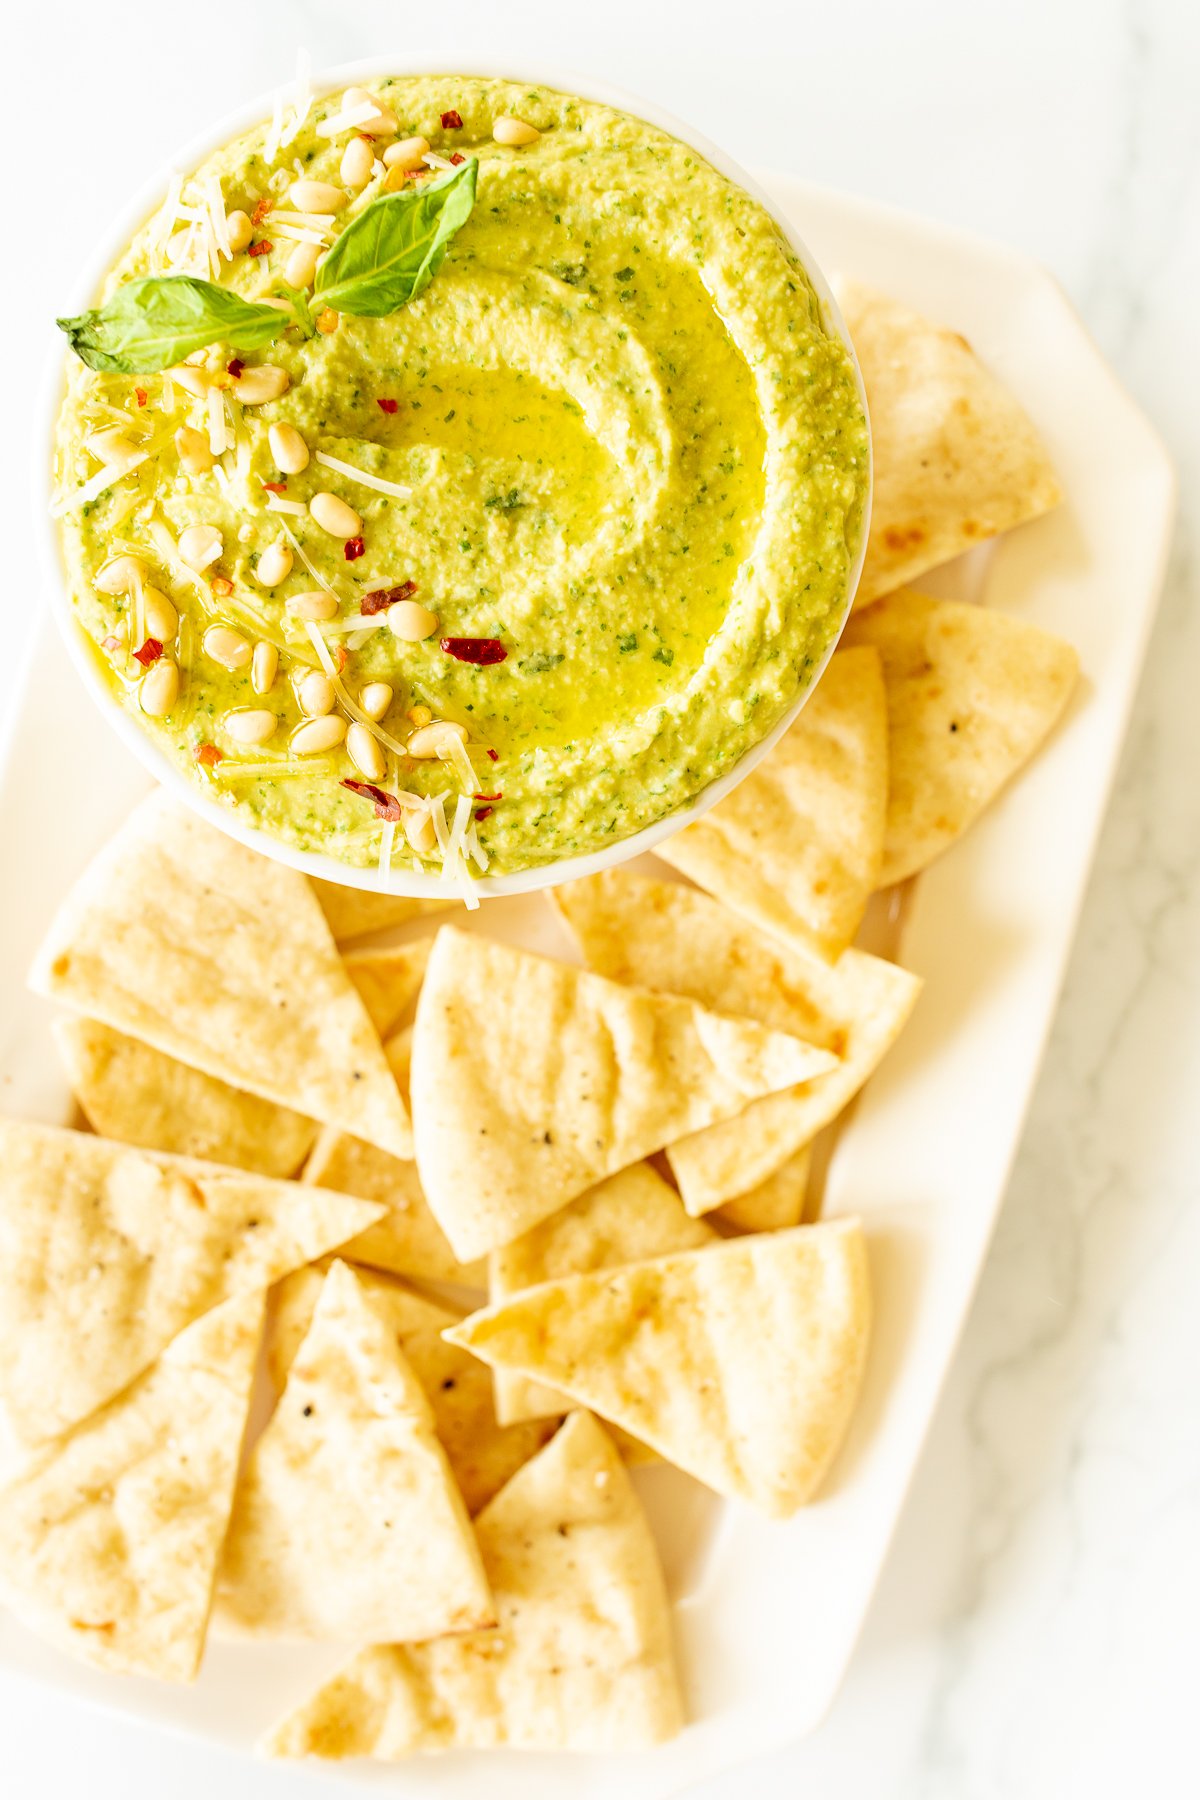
314, 158, 478, 317
57, 276, 292, 373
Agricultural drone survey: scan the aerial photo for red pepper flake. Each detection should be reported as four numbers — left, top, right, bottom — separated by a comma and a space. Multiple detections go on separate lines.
101, 634, 124, 654
474, 805, 494, 822
441, 109, 463, 129
226, 357, 245, 378
134, 386, 148, 407
261, 479, 287, 494
211, 575, 234, 596
473, 791, 502, 802
440, 636, 507, 665
132, 637, 163, 667
486, 747, 500, 761
248, 239, 273, 258
448, 152, 466, 165
341, 779, 404, 821
361, 579, 417, 616
251, 196, 272, 225
376, 397, 399, 414
333, 645, 348, 672
195, 742, 224, 769
344, 536, 366, 562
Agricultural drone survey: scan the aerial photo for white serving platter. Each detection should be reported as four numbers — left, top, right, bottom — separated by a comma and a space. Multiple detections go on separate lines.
0, 170, 1175, 1799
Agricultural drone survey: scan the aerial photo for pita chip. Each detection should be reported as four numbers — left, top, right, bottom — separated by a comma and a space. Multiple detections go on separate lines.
449, 1221, 871, 1517
343, 938, 432, 1039
29, 792, 414, 1158
552, 870, 920, 1214
655, 646, 888, 961
843, 589, 1080, 884
411, 927, 838, 1261
843, 282, 1062, 605
714, 1144, 812, 1233
53, 1016, 317, 1179
0, 1118, 383, 1444
0, 1287, 265, 1683
491, 1163, 716, 1426
310, 878, 450, 944
216, 1263, 491, 1642
302, 1027, 485, 1286
269, 1264, 554, 1514
265, 1411, 683, 1759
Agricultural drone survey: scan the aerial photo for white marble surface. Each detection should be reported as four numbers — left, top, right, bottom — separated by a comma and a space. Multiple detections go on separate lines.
2, 1, 1197, 1794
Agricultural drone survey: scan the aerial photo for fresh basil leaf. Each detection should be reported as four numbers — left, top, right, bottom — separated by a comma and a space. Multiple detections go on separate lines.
57, 277, 292, 373
314, 158, 478, 317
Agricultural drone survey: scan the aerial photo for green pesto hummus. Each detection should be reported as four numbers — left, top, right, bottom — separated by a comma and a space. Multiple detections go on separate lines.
53, 75, 869, 881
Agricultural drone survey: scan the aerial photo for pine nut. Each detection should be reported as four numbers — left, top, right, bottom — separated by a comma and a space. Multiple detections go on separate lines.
309, 491, 362, 538
178, 523, 223, 570
387, 599, 439, 642
139, 658, 179, 717
346, 721, 386, 780
405, 809, 438, 853
359, 681, 393, 720
256, 541, 293, 588
268, 422, 309, 473
86, 427, 142, 470
284, 241, 320, 289
292, 714, 347, 755
289, 179, 344, 214
94, 554, 149, 595
142, 589, 178, 641
225, 209, 254, 253
298, 670, 337, 716
286, 590, 338, 621
204, 625, 252, 670
175, 425, 214, 475
225, 708, 277, 745
232, 365, 290, 406
340, 136, 374, 189
345, 87, 398, 136
383, 135, 430, 170
493, 116, 540, 147
407, 719, 469, 758
166, 364, 213, 398
251, 641, 279, 693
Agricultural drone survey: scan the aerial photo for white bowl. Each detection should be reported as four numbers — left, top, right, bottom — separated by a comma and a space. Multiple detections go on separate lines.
37, 57, 871, 901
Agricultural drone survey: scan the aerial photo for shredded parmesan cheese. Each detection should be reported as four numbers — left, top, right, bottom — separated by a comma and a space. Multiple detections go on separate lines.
441, 733, 478, 795
206, 387, 227, 457
316, 100, 380, 138
314, 450, 413, 500
278, 49, 313, 149
50, 456, 147, 517
214, 758, 332, 780
264, 494, 308, 516
271, 223, 330, 248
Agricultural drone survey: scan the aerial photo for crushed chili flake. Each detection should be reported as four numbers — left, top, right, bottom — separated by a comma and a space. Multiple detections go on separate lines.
441, 109, 464, 129
211, 575, 234, 596
101, 634, 124, 654
448, 152, 466, 165
440, 636, 507, 666
134, 386, 148, 407
474, 805, 494, 822
344, 536, 366, 562
132, 638, 163, 666
248, 239, 273, 257
226, 357, 245, 378
361, 579, 417, 616
473, 791, 502, 802
251, 197, 272, 225
486, 747, 500, 761
376, 397, 399, 414
333, 645, 349, 672
341, 779, 403, 821
261, 479, 288, 494
195, 743, 224, 768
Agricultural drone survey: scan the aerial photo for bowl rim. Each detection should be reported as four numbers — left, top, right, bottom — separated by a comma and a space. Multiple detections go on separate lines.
36, 54, 872, 901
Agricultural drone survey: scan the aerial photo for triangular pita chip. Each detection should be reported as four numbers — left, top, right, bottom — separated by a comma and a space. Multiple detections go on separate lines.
302, 1027, 485, 1286
491, 1163, 716, 1426
714, 1143, 812, 1233
265, 1411, 683, 1758
448, 1221, 871, 1517
553, 870, 920, 1214
411, 927, 838, 1261
216, 1263, 491, 1642
843, 282, 1062, 605
0, 1118, 383, 1443
53, 1015, 317, 1179
843, 589, 1079, 884
343, 939, 432, 1039
30, 792, 413, 1158
655, 646, 888, 961
268, 1263, 554, 1514
310, 878, 451, 945
0, 1287, 265, 1682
